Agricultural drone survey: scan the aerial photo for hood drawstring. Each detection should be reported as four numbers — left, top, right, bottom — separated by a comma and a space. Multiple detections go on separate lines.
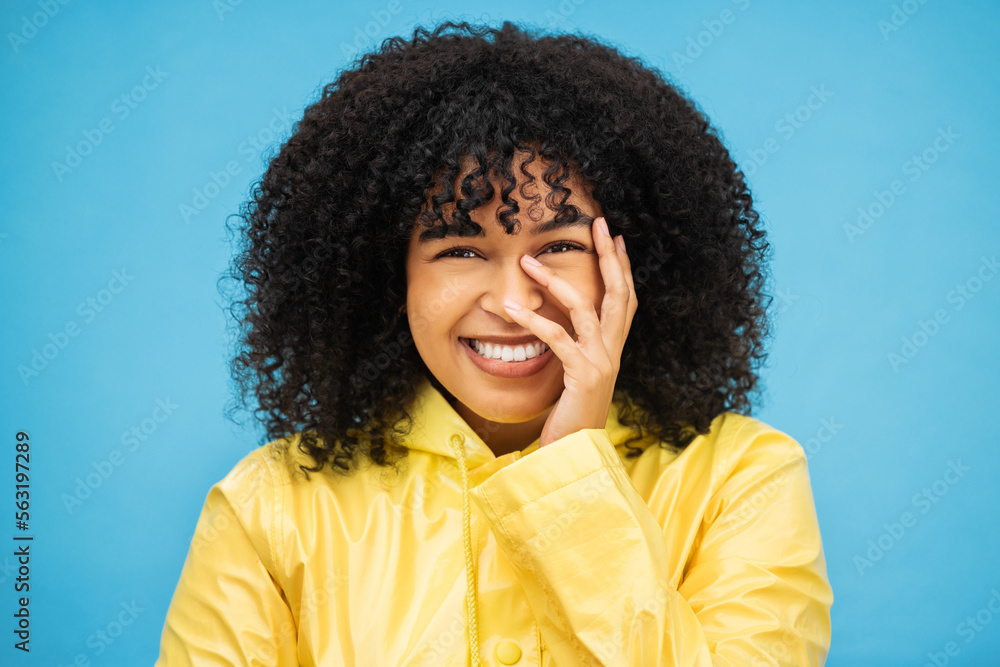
450, 433, 482, 667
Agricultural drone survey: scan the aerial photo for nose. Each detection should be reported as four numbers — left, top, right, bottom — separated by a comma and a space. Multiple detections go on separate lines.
480, 256, 545, 322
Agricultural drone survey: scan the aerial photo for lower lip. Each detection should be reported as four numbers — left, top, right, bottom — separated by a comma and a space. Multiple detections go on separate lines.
460, 338, 554, 378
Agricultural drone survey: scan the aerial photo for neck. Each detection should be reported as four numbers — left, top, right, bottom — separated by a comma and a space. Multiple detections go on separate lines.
453, 400, 553, 458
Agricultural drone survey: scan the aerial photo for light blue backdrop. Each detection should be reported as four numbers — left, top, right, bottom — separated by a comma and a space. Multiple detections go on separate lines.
2, 0, 998, 664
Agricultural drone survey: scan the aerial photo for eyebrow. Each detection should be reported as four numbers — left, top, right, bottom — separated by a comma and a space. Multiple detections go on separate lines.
417, 213, 596, 243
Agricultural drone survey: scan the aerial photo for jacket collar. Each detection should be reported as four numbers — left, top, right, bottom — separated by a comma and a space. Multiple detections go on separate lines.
402, 375, 641, 469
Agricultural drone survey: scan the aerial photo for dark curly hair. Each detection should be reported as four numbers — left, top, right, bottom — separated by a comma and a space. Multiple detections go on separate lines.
222, 20, 772, 475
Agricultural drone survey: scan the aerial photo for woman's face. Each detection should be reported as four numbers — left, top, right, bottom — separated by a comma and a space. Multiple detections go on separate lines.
404, 153, 605, 429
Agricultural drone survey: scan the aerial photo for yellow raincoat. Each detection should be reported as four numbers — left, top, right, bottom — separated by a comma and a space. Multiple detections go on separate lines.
156, 376, 832, 665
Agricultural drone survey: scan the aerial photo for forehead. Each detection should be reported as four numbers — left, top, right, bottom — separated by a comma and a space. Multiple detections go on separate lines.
410, 150, 598, 242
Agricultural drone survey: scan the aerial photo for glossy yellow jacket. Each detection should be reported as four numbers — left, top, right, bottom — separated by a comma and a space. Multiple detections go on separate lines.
156, 376, 832, 666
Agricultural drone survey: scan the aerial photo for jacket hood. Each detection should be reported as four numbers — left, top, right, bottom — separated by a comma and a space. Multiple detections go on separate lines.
402, 375, 644, 467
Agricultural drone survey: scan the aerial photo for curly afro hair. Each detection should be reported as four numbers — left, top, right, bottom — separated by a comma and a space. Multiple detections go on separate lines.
224, 20, 772, 475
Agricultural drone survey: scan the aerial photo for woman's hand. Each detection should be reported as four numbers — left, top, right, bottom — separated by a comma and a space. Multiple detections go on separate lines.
502, 216, 638, 448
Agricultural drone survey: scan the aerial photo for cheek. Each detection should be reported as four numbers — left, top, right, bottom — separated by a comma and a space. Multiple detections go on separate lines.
545, 258, 604, 306
546, 261, 605, 321
406, 272, 472, 332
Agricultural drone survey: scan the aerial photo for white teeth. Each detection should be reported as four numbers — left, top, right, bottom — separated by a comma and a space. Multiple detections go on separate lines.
469, 339, 548, 362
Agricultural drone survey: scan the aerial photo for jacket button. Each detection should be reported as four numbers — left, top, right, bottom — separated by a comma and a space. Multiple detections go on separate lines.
494, 639, 522, 665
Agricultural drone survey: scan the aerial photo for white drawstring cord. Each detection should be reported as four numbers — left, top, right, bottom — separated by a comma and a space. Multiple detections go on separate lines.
450, 433, 482, 667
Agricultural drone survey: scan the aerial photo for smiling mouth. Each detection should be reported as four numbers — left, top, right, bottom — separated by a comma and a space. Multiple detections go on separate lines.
459, 337, 555, 379
465, 338, 549, 363
462, 338, 550, 362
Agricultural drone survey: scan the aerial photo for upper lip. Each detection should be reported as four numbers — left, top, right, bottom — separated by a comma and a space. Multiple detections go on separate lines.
464, 335, 543, 346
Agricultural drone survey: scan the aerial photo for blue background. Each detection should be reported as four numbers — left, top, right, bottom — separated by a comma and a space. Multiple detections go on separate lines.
2, 0, 998, 664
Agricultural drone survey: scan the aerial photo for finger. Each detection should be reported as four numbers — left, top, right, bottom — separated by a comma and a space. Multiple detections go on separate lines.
614, 234, 638, 338
502, 298, 589, 369
593, 218, 633, 351
517, 255, 606, 360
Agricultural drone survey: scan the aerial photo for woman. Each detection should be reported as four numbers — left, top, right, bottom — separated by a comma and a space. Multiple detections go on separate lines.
156, 20, 832, 666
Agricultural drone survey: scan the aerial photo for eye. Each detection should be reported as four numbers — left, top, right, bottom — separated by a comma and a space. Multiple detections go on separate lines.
542, 242, 585, 254
436, 247, 481, 259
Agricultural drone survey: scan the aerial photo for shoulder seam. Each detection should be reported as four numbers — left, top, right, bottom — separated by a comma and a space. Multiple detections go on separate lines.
265, 437, 298, 578
714, 413, 757, 489
263, 447, 281, 576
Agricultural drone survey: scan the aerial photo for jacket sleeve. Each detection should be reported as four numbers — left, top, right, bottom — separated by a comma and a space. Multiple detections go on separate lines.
467, 425, 832, 666
155, 451, 299, 666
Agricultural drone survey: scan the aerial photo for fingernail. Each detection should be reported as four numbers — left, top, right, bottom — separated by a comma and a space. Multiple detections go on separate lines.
522, 255, 542, 267
503, 299, 522, 311
599, 217, 610, 237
